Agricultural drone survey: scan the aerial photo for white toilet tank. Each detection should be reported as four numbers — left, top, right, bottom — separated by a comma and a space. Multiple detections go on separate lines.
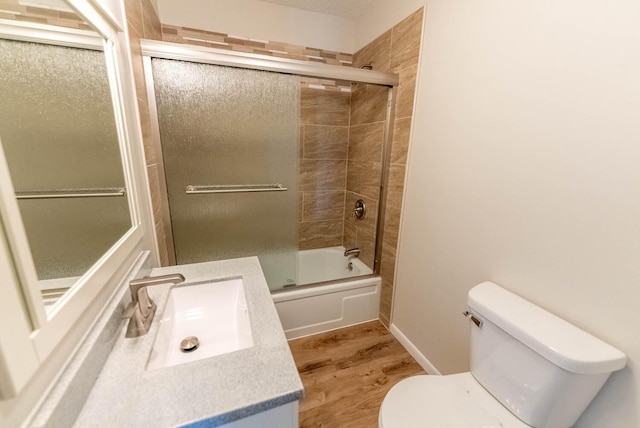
467, 282, 626, 428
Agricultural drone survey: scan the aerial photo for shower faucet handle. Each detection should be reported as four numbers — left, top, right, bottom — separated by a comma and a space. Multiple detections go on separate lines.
353, 199, 366, 220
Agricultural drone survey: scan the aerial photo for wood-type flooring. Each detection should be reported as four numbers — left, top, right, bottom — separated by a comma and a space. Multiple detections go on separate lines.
288, 321, 427, 428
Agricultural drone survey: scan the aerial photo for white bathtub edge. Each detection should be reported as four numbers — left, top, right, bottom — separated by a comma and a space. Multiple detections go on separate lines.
272, 276, 380, 303
389, 323, 442, 375
274, 277, 381, 340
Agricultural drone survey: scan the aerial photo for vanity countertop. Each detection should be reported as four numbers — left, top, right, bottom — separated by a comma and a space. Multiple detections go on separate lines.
74, 257, 303, 427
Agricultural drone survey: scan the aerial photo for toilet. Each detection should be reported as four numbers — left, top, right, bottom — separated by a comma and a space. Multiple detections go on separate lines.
379, 282, 627, 428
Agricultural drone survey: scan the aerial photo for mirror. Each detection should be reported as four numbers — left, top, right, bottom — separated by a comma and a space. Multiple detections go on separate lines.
0, 10, 133, 313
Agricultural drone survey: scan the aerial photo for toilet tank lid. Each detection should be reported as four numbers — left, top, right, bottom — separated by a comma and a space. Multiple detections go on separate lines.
468, 282, 626, 375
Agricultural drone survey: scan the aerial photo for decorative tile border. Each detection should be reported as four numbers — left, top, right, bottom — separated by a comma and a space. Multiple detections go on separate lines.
301, 77, 352, 92
162, 23, 353, 67
0, 3, 90, 30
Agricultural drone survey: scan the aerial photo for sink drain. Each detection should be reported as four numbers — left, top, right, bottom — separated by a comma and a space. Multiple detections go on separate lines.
180, 336, 200, 353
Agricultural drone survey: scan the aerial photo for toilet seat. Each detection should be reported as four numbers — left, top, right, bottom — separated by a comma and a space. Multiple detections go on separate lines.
379, 373, 529, 428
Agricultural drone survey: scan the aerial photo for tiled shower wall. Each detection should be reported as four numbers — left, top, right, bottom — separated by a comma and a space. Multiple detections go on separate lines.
299, 82, 351, 250
343, 83, 388, 270
352, 9, 424, 326
0, 2, 90, 28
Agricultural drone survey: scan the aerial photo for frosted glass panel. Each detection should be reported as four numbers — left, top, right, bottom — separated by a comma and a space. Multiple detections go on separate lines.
0, 39, 130, 282
152, 59, 299, 290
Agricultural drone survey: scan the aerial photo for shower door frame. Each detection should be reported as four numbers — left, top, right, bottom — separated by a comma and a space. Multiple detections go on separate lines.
141, 39, 399, 281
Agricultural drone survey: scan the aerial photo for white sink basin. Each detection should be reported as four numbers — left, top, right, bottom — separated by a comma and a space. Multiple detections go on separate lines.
147, 277, 254, 370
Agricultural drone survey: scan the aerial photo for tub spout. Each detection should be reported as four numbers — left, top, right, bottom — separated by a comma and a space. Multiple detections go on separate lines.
344, 248, 360, 257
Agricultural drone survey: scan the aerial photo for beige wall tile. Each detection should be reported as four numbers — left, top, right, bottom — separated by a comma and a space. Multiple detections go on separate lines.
379, 311, 390, 328
386, 164, 407, 209
141, 0, 162, 40
396, 65, 417, 119
348, 123, 384, 163
383, 205, 401, 250
379, 280, 393, 326
301, 106, 350, 127
391, 117, 411, 165
298, 191, 303, 222
161, 25, 186, 42
129, 41, 148, 106
390, 8, 424, 73
380, 242, 397, 286
350, 84, 389, 126
303, 125, 349, 160
301, 88, 350, 126
344, 191, 378, 237
346, 161, 382, 201
300, 159, 347, 191
155, 220, 170, 266
343, 222, 357, 249
0, 4, 22, 14
125, 0, 143, 39
137, 99, 157, 165
353, 30, 391, 73
383, 164, 406, 248
147, 164, 162, 223
302, 190, 345, 222
299, 125, 304, 158
299, 220, 343, 250
356, 228, 376, 270
25, 5, 56, 17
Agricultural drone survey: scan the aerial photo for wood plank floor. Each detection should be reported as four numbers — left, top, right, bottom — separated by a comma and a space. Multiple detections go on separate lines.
288, 321, 427, 428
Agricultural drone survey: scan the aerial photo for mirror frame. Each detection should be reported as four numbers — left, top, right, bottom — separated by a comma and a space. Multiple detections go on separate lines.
0, 0, 156, 408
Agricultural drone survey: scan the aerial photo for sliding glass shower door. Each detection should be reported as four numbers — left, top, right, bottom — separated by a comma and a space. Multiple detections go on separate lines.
152, 59, 299, 289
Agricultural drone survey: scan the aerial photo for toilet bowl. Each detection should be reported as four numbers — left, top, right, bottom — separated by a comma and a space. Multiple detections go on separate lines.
379, 373, 528, 428
379, 282, 626, 428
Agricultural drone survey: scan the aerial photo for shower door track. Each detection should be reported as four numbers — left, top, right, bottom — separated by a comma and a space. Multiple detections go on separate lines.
140, 39, 399, 87
141, 39, 399, 278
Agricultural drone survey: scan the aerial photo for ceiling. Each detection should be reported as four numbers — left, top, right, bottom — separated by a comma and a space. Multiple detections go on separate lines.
259, 0, 376, 19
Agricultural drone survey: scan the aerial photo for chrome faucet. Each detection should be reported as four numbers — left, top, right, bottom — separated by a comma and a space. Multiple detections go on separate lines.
124, 273, 185, 338
344, 248, 360, 257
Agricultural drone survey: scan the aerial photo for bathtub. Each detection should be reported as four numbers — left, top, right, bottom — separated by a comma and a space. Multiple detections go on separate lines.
272, 246, 381, 339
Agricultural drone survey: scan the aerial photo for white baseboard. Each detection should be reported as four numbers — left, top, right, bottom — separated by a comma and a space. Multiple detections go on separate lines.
389, 323, 441, 375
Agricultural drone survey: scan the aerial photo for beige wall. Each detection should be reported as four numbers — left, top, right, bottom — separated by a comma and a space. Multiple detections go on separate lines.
156, 0, 355, 53
358, 0, 640, 427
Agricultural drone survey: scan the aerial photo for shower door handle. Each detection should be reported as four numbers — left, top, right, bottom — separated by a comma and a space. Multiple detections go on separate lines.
185, 184, 288, 194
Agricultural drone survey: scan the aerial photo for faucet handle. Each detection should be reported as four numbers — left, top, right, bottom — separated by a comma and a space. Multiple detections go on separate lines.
352, 199, 366, 220
129, 273, 185, 318
125, 273, 185, 338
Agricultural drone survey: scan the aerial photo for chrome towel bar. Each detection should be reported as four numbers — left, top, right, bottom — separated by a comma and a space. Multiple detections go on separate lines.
16, 187, 126, 200
185, 184, 288, 194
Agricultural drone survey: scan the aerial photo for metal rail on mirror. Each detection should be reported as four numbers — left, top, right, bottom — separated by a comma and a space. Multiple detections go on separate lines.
15, 187, 126, 200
